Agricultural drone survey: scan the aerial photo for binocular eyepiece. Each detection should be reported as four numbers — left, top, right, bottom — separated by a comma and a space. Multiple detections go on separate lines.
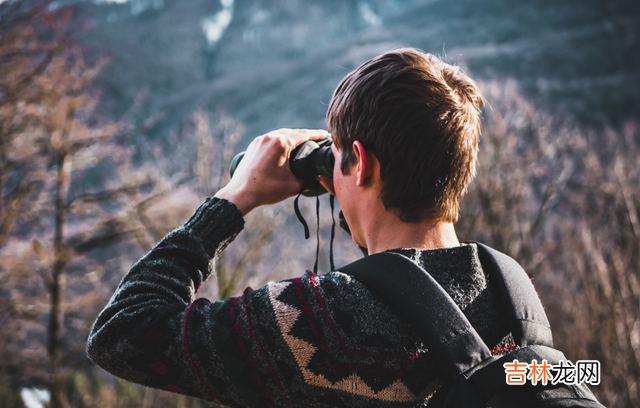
229, 138, 335, 196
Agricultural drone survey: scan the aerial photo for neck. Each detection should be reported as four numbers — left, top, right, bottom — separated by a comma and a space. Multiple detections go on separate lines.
366, 220, 460, 255
355, 198, 460, 255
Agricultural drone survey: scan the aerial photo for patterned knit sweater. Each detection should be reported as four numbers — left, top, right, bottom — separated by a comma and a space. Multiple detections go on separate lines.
86, 197, 516, 407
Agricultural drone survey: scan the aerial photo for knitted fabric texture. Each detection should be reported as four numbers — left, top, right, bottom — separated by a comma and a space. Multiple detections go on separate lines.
87, 197, 515, 407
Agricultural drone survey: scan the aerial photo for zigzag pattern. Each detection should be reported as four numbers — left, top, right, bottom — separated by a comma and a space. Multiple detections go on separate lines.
267, 281, 439, 402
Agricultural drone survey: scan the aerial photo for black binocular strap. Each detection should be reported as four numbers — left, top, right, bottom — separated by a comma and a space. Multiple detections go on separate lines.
329, 194, 336, 271
293, 190, 337, 274
293, 192, 310, 239
314, 194, 320, 274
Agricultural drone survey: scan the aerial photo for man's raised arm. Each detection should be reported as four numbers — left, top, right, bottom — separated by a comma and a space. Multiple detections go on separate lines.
86, 129, 328, 405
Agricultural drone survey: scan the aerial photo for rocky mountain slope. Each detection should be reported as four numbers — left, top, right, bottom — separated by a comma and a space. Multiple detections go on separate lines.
72, 0, 640, 144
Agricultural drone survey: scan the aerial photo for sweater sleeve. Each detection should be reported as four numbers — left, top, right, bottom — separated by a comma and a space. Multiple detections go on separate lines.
86, 197, 261, 406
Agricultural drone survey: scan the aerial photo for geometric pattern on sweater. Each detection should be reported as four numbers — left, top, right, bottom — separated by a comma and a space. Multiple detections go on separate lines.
87, 198, 518, 408
268, 279, 440, 402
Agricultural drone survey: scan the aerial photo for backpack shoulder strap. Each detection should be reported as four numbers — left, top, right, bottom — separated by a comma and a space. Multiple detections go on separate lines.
336, 247, 605, 408
337, 251, 492, 378
473, 243, 553, 347
336, 244, 555, 375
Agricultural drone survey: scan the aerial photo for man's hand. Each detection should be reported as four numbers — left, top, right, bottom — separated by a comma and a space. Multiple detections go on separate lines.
215, 128, 330, 215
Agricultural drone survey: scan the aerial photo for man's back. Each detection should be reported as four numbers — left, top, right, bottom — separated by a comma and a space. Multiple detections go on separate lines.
87, 198, 513, 407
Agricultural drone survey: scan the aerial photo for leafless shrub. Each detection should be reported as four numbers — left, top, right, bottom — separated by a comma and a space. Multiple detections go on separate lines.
0, 4, 187, 407
552, 122, 640, 407
458, 80, 639, 407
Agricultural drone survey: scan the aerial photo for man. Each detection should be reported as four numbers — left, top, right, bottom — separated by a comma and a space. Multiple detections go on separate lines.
87, 48, 513, 407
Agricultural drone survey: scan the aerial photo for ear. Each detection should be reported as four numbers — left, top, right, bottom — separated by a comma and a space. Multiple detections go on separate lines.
352, 141, 373, 187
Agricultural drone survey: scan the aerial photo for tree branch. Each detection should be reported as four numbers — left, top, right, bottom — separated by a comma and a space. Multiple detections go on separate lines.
65, 217, 141, 254
68, 184, 140, 208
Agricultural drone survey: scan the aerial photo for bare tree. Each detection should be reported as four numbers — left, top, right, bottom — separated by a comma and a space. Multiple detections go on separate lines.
457, 80, 573, 264
0, 4, 179, 407
557, 123, 640, 407
458, 80, 640, 407
0, 1, 63, 250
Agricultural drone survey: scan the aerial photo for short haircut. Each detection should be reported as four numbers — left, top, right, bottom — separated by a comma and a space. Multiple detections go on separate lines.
327, 48, 484, 223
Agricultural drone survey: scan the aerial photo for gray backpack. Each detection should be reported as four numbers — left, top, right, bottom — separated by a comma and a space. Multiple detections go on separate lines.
338, 243, 605, 408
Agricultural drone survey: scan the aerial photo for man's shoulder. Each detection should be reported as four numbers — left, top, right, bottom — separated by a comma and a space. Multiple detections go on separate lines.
245, 270, 428, 356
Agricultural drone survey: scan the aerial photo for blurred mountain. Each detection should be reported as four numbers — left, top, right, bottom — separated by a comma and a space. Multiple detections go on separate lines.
68, 0, 639, 145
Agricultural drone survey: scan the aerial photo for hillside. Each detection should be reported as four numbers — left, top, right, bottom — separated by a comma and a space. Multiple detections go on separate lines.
70, 0, 640, 145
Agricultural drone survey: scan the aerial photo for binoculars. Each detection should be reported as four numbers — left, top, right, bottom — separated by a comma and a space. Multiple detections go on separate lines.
229, 138, 334, 196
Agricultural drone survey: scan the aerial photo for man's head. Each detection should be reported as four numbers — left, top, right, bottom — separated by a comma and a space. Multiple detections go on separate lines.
327, 48, 484, 223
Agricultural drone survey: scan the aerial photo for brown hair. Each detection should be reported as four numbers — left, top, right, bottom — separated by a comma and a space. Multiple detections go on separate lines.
327, 48, 484, 223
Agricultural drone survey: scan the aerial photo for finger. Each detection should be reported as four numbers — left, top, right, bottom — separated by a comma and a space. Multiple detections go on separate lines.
283, 128, 330, 142
265, 129, 324, 159
301, 129, 331, 141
